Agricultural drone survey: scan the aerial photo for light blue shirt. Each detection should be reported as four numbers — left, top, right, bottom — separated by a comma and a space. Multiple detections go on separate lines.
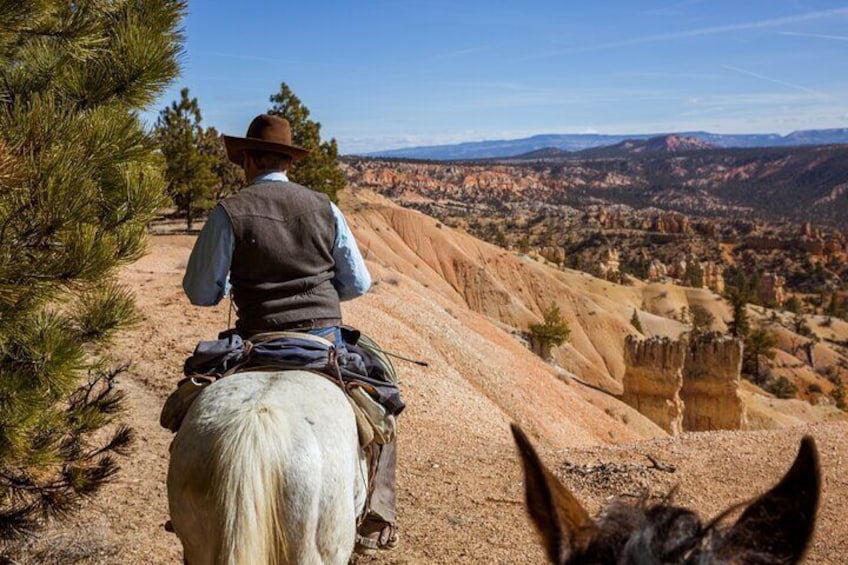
183, 171, 371, 306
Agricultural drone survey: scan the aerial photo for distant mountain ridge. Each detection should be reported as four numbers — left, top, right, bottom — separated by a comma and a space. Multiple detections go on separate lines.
361, 128, 848, 160
622, 134, 716, 153
512, 134, 717, 160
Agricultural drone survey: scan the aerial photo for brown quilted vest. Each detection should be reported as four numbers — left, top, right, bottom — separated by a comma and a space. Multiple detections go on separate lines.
218, 180, 341, 333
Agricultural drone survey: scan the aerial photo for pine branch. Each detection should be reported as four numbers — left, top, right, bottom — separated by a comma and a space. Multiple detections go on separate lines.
0, 502, 39, 544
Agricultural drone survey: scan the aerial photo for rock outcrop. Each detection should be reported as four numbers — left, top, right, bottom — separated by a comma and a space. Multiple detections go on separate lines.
538, 245, 566, 265
741, 231, 845, 258
651, 213, 692, 234
648, 259, 669, 282
758, 273, 786, 307
701, 261, 725, 293
622, 336, 686, 434
598, 248, 621, 279
681, 334, 747, 431
622, 334, 747, 434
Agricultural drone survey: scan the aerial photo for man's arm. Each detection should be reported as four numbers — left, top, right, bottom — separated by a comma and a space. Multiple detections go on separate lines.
182, 205, 234, 306
330, 202, 371, 301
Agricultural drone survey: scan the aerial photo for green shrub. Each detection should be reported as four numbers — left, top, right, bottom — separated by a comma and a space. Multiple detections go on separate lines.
830, 383, 847, 411
630, 309, 643, 334
764, 376, 798, 399
529, 302, 571, 360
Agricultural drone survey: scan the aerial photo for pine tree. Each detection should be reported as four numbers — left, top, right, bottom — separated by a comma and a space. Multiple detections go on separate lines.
831, 383, 847, 411
690, 304, 715, 336
268, 83, 345, 202
764, 375, 797, 399
683, 259, 704, 288
792, 314, 814, 338
784, 295, 802, 315
728, 290, 750, 338
201, 126, 243, 202
630, 309, 643, 334
156, 87, 218, 230
743, 328, 777, 384
826, 292, 843, 319
0, 0, 184, 543
529, 302, 571, 360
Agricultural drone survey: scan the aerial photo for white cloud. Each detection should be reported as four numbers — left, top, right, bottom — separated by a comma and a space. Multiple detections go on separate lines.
518, 7, 848, 60
721, 65, 828, 97
779, 31, 848, 42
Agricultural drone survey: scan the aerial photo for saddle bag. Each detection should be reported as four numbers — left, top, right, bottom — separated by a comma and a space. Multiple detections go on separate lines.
347, 384, 397, 445
160, 376, 214, 432
163, 329, 401, 445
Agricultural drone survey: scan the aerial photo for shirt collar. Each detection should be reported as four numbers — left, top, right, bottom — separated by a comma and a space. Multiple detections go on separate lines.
250, 171, 289, 184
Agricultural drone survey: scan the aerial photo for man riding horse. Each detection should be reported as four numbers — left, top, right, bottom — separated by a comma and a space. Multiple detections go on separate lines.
181, 113, 399, 552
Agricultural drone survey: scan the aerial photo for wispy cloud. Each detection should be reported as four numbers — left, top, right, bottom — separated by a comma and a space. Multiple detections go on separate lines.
683, 91, 832, 107
779, 31, 848, 41
517, 7, 848, 60
721, 65, 828, 97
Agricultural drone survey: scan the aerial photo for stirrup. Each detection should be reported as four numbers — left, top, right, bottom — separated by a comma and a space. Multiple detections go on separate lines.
354, 519, 399, 553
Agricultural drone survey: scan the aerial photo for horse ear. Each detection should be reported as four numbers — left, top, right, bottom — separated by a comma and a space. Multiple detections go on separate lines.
718, 436, 820, 562
511, 424, 596, 563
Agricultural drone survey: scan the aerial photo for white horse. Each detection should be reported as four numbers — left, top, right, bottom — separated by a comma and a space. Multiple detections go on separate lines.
167, 370, 368, 565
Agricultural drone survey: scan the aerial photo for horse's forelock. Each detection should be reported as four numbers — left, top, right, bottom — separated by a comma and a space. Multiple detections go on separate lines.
574, 502, 707, 565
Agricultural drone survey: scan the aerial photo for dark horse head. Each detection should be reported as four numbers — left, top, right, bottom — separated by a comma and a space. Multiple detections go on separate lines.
512, 425, 820, 564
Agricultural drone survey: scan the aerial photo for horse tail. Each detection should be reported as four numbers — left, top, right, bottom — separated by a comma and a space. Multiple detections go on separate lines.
212, 401, 289, 565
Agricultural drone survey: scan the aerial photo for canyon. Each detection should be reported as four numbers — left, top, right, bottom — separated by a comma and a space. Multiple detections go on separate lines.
343, 152, 848, 305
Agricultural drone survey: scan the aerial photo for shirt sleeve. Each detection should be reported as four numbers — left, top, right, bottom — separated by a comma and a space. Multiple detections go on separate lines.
182, 204, 234, 306
330, 202, 372, 301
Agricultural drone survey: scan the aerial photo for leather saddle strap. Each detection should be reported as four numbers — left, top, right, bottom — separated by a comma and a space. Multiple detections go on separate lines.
248, 330, 335, 348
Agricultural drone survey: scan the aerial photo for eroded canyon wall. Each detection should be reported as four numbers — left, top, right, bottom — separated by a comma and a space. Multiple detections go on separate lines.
622, 336, 685, 435
622, 333, 746, 434
681, 334, 746, 431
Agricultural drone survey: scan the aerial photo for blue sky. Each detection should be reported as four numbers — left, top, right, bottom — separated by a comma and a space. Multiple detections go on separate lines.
144, 0, 848, 154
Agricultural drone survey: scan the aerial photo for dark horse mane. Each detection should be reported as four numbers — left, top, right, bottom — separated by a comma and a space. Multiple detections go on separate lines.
511, 425, 820, 565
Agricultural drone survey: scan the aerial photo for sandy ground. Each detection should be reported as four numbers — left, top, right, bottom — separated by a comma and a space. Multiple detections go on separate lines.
11, 199, 848, 563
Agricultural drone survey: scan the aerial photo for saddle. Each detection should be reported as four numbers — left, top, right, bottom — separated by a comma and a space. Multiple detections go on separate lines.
160, 328, 403, 448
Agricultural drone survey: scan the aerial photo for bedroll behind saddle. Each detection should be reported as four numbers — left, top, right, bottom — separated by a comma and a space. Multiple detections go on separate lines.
160, 329, 402, 447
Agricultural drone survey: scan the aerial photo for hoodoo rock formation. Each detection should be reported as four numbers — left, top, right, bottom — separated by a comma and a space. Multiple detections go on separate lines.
622, 334, 747, 434
648, 259, 669, 282
681, 334, 747, 432
701, 261, 725, 293
538, 245, 566, 265
651, 213, 692, 234
758, 273, 786, 307
622, 336, 686, 434
598, 248, 621, 279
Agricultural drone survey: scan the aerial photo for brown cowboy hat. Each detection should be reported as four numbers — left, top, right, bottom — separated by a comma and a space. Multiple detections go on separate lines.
223, 114, 310, 165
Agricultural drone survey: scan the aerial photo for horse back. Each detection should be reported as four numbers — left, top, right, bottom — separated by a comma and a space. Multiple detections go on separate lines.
167, 370, 365, 565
